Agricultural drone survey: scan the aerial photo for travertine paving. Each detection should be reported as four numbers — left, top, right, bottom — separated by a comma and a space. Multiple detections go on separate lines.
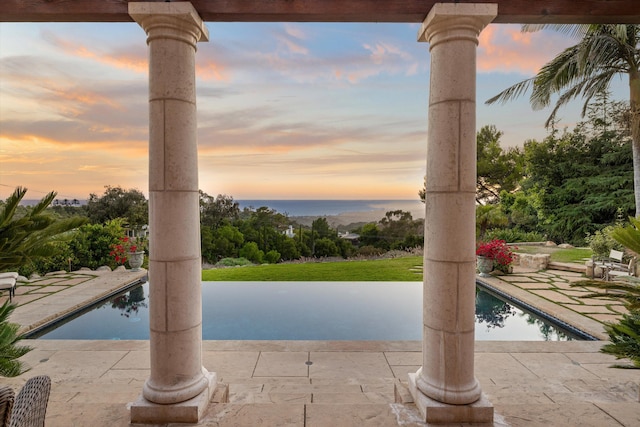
1, 266, 639, 425
1, 340, 638, 426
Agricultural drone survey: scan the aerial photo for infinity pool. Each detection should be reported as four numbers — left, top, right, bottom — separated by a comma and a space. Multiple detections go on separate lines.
31, 281, 585, 341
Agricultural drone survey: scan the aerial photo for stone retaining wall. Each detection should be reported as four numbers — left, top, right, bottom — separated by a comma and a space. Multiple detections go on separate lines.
514, 253, 550, 270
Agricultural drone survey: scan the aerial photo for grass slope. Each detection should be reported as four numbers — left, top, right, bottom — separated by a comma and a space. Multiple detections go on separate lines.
202, 256, 423, 281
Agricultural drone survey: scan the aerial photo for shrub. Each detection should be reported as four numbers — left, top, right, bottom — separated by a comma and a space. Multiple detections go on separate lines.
314, 238, 340, 257
215, 257, 253, 267
239, 242, 263, 263
585, 225, 623, 259
484, 228, 545, 243
0, 301, 31, 377
264, 250, 281, 264
357, 245, 385, 257
601, 309, 640, 368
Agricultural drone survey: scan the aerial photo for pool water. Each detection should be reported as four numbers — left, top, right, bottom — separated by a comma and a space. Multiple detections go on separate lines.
32, 281, 582, 341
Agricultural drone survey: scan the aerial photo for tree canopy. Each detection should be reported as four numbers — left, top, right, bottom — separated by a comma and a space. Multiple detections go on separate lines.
487, 24, 640, 215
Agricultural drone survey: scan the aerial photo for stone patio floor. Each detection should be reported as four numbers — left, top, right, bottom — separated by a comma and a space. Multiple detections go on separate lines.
0, 265, 639, 426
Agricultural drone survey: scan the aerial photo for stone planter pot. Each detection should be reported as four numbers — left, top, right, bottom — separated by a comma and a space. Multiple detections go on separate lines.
476, 256, 493, 277
128, 251, 145, 271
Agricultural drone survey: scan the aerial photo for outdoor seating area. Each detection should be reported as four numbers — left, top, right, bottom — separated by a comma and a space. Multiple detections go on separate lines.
0, 273, 18, 302
0, 375, 51, 427
591, 249, 637, 282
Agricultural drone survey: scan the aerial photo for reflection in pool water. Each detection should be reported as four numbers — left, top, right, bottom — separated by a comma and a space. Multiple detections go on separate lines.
32, 281, 582, 341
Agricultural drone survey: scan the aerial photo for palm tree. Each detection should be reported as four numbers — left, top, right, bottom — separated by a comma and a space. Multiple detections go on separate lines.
476, 204, 508, 240
0, 187, 87, 271
487, 24, 640, 215
0, 300, 31, 377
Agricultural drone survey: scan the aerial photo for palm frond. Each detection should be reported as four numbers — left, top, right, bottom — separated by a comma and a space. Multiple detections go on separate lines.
0, 301, 31, 377
0, 187, 26, 229
485, 78, 535, 105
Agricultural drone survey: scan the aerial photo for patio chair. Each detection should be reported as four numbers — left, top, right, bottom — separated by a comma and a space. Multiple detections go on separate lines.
0, 386, 15, 427
0, 278, 16, 302
0, 273, 18, 302
8, 376, 51, 427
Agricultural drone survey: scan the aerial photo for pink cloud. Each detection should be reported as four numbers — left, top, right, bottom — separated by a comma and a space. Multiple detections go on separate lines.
43, 31, 147, 73
477, 24, 573, 75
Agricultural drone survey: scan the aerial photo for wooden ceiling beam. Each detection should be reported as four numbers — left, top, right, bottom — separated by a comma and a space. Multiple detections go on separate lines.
1, 0, 639, 24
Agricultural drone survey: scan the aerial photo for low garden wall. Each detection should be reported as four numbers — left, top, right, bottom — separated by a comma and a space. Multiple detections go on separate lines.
513, 253, 550, 270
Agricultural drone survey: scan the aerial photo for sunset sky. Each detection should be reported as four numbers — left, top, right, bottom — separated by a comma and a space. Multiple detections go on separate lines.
0, 21, 628, 201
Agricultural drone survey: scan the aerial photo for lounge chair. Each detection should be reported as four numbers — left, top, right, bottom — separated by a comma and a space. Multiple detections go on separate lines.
8, 376, 51, 427
0, 386, 14, 427
0, 278, 16, 302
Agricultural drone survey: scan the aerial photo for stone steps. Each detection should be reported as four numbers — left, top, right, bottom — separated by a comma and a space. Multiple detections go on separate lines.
225, 379, 404, 405
204, 381, 426, 426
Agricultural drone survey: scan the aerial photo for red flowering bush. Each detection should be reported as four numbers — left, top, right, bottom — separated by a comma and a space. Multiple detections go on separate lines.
110, 236, 146, 265
476, 239, 516, 273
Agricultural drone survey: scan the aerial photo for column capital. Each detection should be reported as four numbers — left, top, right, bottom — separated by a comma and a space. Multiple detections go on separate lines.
129, 2, 209, 47
418, 3, 497, 46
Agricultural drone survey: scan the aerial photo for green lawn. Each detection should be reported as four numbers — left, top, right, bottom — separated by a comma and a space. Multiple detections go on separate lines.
202, 256, 423, 281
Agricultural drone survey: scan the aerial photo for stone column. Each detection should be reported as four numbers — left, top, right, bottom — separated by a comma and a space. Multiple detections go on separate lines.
408, 4, 496, 424
129, 3, 216, 423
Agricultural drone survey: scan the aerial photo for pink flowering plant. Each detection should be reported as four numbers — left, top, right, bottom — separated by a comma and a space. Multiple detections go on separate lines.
110, 236, 147, 265
476, 239, 516, 273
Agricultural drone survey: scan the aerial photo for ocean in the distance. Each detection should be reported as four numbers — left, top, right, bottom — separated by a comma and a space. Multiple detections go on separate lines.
238, 200, 424, 217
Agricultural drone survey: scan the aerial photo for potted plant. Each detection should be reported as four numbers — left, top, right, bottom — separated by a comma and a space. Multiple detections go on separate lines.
476, 239, 516, 277
110, 235, 147, 271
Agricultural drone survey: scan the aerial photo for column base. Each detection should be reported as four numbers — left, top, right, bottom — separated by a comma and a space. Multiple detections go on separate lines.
408, 373, 493, 424
130, 372, 217, 424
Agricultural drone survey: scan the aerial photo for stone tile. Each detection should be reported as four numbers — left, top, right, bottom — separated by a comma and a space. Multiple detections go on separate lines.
363, 390, 395, 403
545, 389, 637, 404
309, 352, 394, 378
24, 350, 128, 381
475, 353, 538, 383
482, 388, 555, 405
384, 351, 421, 366
112, 350, 149, 370
557, 289, 593, 297
511, 352, 600, 380
264, 383, 362, 394
564, 352, 619, 364
99, 369, 150, 383
312, 392, 371, 404
565, 304, 618, 314
513, 282, 551, 290
203, 350, 259, 379
580, 363, 640, 382
29, 285, 71, 294
390, 365, 420, 379
594, 402, 640, 426
305, 403, 402, 427
590, 313, 623, 323
497, 403, 621, 427
255, 393, 311, 404
46, 403, 131, 427
201, 403, 305, 426
529, 290, 580, 304
253, 352, 309, 377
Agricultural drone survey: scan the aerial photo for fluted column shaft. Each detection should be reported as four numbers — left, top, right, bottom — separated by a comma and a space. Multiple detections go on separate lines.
130, 2, 210, 406
417, 3, 496, 406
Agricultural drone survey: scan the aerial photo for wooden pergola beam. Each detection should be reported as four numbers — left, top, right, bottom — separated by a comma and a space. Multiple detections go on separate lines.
2, 0, 639, 24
